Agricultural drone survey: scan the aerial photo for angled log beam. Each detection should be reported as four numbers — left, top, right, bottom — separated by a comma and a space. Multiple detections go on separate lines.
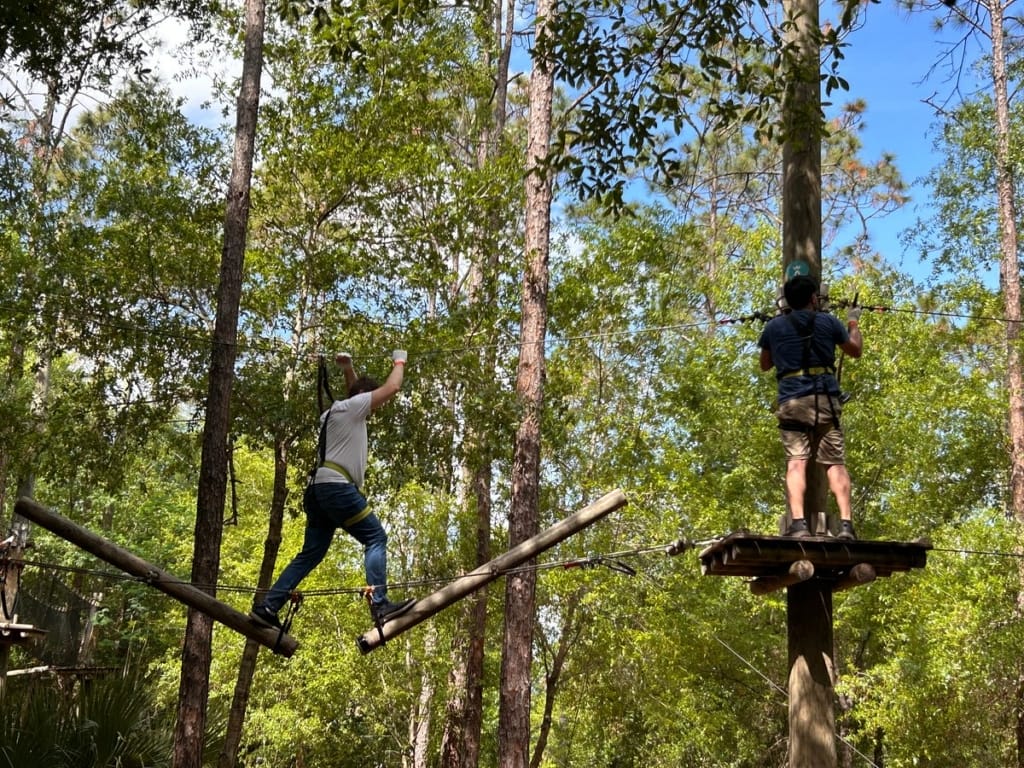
14, 497, 297, 657
356, 488, 628, 654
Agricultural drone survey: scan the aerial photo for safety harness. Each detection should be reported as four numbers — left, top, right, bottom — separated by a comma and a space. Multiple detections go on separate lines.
777, 311, 840, 432
309, 356, 372, 529
781, 311, 835, 381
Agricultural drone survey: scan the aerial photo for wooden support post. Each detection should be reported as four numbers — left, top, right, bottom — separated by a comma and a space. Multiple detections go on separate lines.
787, 578, 835, 768
750, 560, 814, 596
13, 497, 298, 657
0, 540, 20, 623
701, 534, 929, 768
356, 488, 628, 654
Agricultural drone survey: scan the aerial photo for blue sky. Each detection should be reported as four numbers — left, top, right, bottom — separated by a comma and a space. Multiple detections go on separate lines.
830, 2, 985, 277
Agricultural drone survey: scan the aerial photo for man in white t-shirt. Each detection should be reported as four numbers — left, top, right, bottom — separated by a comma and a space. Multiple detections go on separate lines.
250, 350, 414, 629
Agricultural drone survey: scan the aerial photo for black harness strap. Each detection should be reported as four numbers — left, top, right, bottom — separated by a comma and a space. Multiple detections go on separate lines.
270, 592, 304, 653
781, 311, 841, 430
778, 419, 814, 433
784, 311, 831, 380
317, 355, 334, 415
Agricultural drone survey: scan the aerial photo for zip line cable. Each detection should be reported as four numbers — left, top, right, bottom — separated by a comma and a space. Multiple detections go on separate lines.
0, 293, 1021, 369
1, 290, 1016, 436
15, 537, 1024, 601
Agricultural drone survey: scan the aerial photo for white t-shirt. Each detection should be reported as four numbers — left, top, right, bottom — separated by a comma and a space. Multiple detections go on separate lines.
314, 392, 372, 487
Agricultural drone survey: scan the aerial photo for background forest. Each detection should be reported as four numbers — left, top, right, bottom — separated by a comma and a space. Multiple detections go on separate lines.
0, 0, 1021, 766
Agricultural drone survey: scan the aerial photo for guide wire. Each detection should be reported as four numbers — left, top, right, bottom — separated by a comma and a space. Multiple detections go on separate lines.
3, 289, 1019, 375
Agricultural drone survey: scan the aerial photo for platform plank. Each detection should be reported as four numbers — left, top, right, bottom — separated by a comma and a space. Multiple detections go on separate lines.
0, 622, 47, 646
699, 531, 931, 584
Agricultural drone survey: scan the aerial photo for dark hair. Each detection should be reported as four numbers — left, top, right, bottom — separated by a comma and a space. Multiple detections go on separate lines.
783, 275, 819, 310
348, 375, 379, 398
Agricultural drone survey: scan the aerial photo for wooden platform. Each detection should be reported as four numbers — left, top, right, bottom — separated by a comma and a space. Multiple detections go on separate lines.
0, 622, 47, 646
699, 532, 931, 594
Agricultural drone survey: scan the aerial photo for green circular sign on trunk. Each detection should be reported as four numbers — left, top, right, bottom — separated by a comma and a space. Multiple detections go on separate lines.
785, 261, 811, 280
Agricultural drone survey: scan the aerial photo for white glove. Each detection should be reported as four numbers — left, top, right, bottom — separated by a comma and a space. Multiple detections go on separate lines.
847, 306, 862, 323
335, 352, 353, 366
392, 349, 408, 364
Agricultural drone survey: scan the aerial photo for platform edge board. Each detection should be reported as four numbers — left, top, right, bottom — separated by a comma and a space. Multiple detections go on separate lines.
699, 533, 930, 580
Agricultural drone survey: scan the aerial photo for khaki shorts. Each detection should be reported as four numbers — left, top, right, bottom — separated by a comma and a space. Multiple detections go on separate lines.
775, 394, 845, 465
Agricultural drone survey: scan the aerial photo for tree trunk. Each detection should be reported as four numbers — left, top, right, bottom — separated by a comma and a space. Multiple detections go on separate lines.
779, 1, 835, 765
440, 0, 514, 760
218, 438, 289, 768
498, 3, 554, 764
171, 1, 265, 765
441, 466, 492, 768
987, 5, 1024, 766
529, 594, 578, 768
413, 624, 437, 767
462, 468, 491, 767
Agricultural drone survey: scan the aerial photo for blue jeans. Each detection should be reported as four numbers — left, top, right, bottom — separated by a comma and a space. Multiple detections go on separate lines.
262, 483, 390, 613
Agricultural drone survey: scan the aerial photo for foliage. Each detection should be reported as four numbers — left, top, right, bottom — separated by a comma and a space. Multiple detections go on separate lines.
0, 0, 213, 91
0, 666, 177, 768
0, 0, 1021, 765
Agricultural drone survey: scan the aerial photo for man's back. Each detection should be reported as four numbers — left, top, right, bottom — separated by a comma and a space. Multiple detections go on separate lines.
759, 310, 848, 403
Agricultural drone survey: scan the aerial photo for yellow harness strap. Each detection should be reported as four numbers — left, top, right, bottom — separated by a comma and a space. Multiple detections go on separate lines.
319, 461, 370, 528
781, 366, 832, 379
322, 460, 356, 485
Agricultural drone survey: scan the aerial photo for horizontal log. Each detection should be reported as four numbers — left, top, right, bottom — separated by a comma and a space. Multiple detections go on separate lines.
833, 563, 876, 593
14, 497, 297, 657
750, 560, 815, 596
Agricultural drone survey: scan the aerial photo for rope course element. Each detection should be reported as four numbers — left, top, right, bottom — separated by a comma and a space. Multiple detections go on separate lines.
16, 539, 720, 600
4, 287, 1017, 438
17, 538, 1017, 600
1, 291, 1020, 371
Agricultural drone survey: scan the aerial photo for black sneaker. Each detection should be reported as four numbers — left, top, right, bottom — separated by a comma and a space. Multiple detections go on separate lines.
785, 518, 810, 538
249, 604, 283, 630
837, 521, 857, 541
371, 598, 416, 624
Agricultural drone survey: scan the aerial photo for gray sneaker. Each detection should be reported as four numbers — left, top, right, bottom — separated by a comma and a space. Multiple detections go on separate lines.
371, 598, 416, 624
785, 518, 810, 538
249, 604, 282, 630
837, 521, 857, 541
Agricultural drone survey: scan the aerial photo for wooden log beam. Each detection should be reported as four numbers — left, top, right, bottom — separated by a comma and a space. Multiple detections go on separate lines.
356, 488, 628, 654
833, 563, 876, 593
749, 559, 815, 596
14, 497, 297, 657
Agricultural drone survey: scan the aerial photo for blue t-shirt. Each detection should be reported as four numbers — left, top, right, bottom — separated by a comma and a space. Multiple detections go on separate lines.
758, 310, 849, 403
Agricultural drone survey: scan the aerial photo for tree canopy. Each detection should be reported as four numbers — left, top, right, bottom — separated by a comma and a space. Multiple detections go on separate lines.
2, 0, 1023, 766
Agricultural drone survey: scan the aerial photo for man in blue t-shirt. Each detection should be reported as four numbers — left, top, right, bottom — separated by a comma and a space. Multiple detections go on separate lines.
758, 275, 863, 539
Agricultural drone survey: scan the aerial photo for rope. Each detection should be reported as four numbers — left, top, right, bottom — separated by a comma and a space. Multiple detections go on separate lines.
3, 290, 1019, 372
19, 538, 1022, 600
16, 539, 713, 598
317, 355, 334, 413
15, 288, 1020, 439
